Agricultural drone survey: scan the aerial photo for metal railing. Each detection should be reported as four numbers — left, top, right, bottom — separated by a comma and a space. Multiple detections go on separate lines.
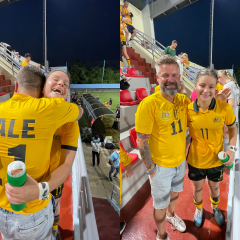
0, 43, 48, 76
74, 134, 99, 240
132, 29, 202, 90
108, 183, 120, 215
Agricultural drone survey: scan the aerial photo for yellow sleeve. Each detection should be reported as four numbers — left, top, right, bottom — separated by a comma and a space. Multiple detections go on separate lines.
52, 99, 79, 129
120, 146, 132, 167
61, 122, 79, 150
154, 85, 160, 93
186, 59, 190, 66
185, 96, 191, 105
135, 99, 154, 134
120, 5, 122, 12
225, 103, 236, 126
22, 61, 28, 66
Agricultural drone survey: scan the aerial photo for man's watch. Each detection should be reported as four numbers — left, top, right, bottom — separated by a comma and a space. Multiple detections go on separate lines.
229, 145, 238, 153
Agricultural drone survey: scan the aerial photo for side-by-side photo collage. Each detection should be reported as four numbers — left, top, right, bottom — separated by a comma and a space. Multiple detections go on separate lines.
0, 0, 240, 240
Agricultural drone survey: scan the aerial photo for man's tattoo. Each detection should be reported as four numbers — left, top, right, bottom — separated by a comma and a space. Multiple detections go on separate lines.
136, 132, 154, 171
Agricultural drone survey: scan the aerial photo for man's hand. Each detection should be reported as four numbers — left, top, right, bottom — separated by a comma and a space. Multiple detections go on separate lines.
5, 175, 39, 204
224, 149, 235, 167
124, 164, 133, 178
149, 168, 156, 179
35, 64, 40, 68
216, 87, 231, 101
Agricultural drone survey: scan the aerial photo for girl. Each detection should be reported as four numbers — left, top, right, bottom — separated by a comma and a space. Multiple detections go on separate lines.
187, 68, 237, 227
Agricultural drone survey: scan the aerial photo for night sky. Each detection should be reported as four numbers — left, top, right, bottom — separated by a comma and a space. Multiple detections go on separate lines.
154, 0, 240, 70
0, 0, 118, 67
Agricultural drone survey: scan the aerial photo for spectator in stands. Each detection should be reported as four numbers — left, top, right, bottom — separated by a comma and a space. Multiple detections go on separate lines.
135, 56, 231, 240
120, 74, 131, 90
22, 53, 40, 68
163, 40, 177, 56
109, 147, 120, 181
120, 13, 131, 68
176, 53, 188, 94
217, 70, 239, 142
120, 1, 137, 46
120, 146, 133, 235
178, 52, 183, 57
116, 106, 120, 123
1, 66, 82, 240
187, 68, 237, 228
190, 89, 197, 102
91, 135, 101, 167
5, 69, 83, 239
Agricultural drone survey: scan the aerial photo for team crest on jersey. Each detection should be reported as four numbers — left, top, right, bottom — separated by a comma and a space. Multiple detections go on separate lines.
213, 117, 222, 124
159, 110, 171, 121
53, 134, 61, 140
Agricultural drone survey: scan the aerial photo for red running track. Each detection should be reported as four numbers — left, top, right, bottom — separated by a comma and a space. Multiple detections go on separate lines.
122, 162, 229, 240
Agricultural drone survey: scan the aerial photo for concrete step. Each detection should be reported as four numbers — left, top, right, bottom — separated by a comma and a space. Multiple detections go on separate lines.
120, 105, 138, 132
127, 77, 151, 92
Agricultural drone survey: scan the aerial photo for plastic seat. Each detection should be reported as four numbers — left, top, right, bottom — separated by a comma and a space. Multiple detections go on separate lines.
126, 68, 145, 78
150, 87, 153, 94
129, 128, 138, 148
135, 88, 148, 101
120, 141, 139, 172
120, 90, 141, 105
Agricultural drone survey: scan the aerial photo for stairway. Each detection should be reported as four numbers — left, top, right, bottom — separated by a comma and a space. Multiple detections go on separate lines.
0, 74, 14, 99
127, 47, 157, 85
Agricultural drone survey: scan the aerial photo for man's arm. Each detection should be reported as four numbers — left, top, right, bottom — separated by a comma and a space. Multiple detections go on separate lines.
136, 132, 156, 178
5, 149, 76, 204
76, 105, 84, 121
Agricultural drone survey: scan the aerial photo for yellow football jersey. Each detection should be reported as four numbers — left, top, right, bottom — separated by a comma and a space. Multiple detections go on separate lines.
120, 5, 132, 26
154, 85, 161, 93
21, 60, 28, 67
120, 146, 132, 204
120, 16, 126, 42
135, 92, 191, 167
187, 98, 236, 169
216, 83, 223, 91
0, 93, 79, 214
50, 122, 79, 173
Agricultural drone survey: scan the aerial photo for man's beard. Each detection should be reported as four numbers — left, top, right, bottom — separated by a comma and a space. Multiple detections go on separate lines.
160, 81, 181, 96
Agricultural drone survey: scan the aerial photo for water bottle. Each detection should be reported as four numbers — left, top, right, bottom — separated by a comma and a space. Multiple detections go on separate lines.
7, 161, 27, 211
218, 151, 233, 169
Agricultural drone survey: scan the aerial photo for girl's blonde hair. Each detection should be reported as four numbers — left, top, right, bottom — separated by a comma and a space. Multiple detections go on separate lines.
217, 70, 238, 86
181, 53, 188, 59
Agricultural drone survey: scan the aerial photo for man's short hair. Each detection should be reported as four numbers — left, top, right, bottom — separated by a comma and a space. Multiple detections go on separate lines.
172, 40, 177, 44
16, 65, 45, 92
155, 55, 179, 74
25, 53, 31, 58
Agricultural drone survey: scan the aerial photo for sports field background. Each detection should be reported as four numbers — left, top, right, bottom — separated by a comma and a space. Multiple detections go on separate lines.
77, 91, 120, 146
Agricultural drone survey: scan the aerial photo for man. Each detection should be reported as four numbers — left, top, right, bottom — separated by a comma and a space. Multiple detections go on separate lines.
0, 66, 82, 240
22, 53, 40, 68
154, 53, 187, 94
135, 55, 188, 240
120, 146, 133, 235
120, 0, 137, 46
5, 69, 82, 240
109, 98, 113, 107
163, 40, 177, 57
109, 147, 120, 181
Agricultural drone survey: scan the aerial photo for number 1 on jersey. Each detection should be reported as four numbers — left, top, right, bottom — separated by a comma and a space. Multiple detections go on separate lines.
171, 119, 183, 135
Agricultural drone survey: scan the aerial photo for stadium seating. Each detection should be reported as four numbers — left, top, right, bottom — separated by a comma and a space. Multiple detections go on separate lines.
0, 75, 14, 98
150, 87, 153, 94
126, 47, 157, 84
120, 141, 139, 172
129, 128, 138, 149
120, 90, 141, 105
120, 67, 144, 78
135, 88, 148, 101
